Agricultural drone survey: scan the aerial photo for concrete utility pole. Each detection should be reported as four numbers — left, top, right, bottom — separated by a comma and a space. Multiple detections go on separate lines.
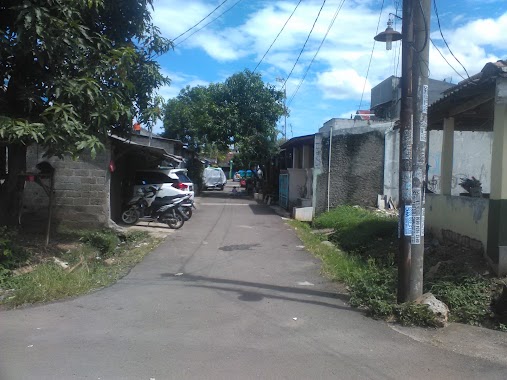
409, 0, 431, 301
375, 0, 431, 302
397, 0, 414, 303
276, 77, 287, 140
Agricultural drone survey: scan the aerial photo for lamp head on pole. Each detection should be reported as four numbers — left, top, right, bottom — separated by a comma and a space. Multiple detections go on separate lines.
374, 19, 402, 50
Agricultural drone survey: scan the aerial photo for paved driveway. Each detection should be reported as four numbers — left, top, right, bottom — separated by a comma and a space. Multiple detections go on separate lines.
1, 192, 506, 379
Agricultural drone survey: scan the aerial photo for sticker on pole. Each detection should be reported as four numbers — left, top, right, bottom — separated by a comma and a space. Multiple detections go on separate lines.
404, 206, 412, 236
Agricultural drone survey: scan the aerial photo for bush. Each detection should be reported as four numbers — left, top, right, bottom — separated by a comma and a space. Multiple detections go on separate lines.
347, 260, 397, 318
80, 229, 120, 257
0, 227, 29, 270
394, 302, 439, 327
430, 276, 492, 325
313, 206, 397, 253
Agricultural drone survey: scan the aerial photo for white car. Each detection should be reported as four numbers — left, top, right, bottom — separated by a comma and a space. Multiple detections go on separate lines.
202, 167, 227, 190
167, 169, 195, 200
134, 170, 194, 200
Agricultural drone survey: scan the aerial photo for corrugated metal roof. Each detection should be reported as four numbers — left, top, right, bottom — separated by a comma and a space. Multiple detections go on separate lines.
431, 60, 507, 109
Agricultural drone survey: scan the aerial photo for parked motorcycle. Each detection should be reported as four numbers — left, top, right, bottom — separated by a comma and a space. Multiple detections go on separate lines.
121, 186, 192, 229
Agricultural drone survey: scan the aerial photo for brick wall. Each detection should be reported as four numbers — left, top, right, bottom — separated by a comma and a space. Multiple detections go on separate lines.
23, 144, 111, 228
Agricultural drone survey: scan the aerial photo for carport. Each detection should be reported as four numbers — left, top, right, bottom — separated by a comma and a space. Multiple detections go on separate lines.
109, 135, 183, 222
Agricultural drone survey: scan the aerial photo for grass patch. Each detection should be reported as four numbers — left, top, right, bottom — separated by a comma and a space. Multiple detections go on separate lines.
291, 205, 505, 329
0, 228, 161, 308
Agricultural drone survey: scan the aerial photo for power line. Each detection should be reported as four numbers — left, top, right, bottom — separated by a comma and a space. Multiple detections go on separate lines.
172, 0, 230, 42
357, 0, 385, 114
430, 38, 466, 81
253, 0, 303, 74
280, 0, 327, 92
287, 0, 346, 107
175, 0, 244, 47
433, 0, 470, 78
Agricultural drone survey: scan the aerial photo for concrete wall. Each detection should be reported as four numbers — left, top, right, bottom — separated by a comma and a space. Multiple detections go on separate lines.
287, 168, 313, 210
427, 130, 493, 195
315, 126, 385, 214
425, 194, 489, 252
23, 145, 111, 228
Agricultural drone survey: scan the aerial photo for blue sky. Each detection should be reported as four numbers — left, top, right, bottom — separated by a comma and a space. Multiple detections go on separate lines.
151, 0, 506, 138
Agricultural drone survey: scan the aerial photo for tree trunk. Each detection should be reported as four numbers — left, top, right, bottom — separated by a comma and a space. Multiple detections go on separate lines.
0, 144, 27, 226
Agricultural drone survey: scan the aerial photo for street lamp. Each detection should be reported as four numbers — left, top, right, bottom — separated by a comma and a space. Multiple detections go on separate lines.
374, 19, 402, 50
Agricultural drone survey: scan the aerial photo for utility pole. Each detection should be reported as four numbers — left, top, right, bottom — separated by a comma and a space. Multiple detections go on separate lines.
409, 0, 431, 301
276, 77, 287, 140
375, 0, 430, 302
397, 0, 414, 303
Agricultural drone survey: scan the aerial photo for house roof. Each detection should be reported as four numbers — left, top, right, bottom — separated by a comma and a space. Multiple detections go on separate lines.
110, 135, 183, 163
429, 60, 507, 131
280, 134, 315, 149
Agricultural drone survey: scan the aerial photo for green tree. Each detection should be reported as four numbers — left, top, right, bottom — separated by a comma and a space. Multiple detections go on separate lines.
163, 70, 284, 165
0, 0, 171, 225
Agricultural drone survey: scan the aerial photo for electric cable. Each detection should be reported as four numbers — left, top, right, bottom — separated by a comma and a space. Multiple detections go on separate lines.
287, 0, 346, 107
430, 38, 466, 81
433, 0, 470, 78
357, 0, 385, 115
172, 0, 230, 42
175, 0, 244, 47
414, 0, 428, 53
253, 0, 303, 74
279, 0, 327, 92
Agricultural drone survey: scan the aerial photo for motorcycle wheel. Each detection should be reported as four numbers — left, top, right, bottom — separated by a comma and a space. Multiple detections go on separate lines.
167, 214, 184, 229
182, 207, 192, 220
121, 207, 139, 225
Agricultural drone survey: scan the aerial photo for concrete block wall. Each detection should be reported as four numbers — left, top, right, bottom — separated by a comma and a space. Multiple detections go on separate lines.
23, 144, 111, 228
315, 128, 385, 214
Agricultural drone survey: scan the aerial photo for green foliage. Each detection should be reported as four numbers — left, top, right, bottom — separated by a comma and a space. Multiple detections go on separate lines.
394, 302, 439, 327
313, 206, 397, 254
347, 260, 396, 318
429, 276, 492, 325
163, 70, 284, 164
0, 227, 29, 270
0, 0, 171, 157
293, 206, 499, 329
80, 229, 120, 257
2, 229, 160, 307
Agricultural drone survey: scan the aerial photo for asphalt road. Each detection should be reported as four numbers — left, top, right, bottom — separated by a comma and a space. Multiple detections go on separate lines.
1, 191, 506, 379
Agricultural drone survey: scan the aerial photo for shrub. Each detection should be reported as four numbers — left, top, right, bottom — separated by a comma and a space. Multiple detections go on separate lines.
430, 276, 492, 325
0, 227, 29, 270
394, 302, 439, 327
314, 206, 397, 253
347, 260, 397, 318
80, 229, 120, 257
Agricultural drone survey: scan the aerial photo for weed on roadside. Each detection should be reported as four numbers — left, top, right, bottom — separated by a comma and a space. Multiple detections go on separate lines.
0, 228, 160, 308
291, 205, 504, 329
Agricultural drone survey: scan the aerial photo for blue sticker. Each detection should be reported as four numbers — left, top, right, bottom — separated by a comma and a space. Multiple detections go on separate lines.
404, 205, 412, 236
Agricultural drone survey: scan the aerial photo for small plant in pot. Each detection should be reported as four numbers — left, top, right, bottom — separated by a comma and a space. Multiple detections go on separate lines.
460, 176, 482, 197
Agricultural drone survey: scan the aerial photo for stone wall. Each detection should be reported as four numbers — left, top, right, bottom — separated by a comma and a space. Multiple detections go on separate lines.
315, 127, 385, 214
23, 144, 111, 228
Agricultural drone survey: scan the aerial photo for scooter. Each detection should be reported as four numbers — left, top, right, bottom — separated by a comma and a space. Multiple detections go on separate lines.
121, 186, 191, 229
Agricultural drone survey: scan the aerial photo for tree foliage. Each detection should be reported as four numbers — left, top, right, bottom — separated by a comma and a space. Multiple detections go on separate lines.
0, 0, 171, 156
163, 70, 285, 165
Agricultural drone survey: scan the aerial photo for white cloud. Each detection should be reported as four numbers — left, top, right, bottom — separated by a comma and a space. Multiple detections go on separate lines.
317, 69, 370, 100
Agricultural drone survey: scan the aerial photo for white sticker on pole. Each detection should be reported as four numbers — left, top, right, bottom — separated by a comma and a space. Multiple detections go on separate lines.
422, 84, 429, 114
412, 215, 421, 244
421, 208, 425, 237
404, 205, 412, 236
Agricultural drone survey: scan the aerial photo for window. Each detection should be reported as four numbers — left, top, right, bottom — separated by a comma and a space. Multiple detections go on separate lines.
135, 171, 175, 185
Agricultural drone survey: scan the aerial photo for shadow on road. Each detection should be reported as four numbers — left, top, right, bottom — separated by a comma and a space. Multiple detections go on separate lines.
160, 273, 354, 312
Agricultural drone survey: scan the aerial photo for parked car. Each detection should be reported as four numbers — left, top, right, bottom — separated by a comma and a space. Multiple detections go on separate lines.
202, 167, 227, 190
167, 169, 195, 199
134, 170, 194, 201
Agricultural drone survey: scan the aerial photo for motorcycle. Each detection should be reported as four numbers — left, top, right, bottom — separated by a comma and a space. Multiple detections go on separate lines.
121, 186, 192, 229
